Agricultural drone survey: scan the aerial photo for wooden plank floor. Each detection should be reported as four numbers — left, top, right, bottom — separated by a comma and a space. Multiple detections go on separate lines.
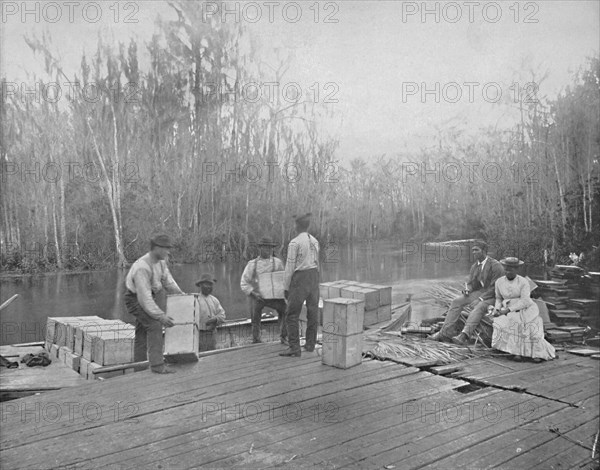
1, 343, 598, 470
0, 345, 86, 398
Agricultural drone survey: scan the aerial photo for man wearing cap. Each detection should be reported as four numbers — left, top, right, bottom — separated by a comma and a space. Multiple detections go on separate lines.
196, 273, 226, 352
429, 240, 504, 345
240, 236, 287, 344
124, 234, 183, 374
280, 213, 320, 357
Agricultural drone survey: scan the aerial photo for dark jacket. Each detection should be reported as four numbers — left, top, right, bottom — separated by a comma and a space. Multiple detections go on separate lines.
467, 257, 505, 301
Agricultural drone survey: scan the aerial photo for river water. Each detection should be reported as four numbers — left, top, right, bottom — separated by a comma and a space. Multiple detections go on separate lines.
2, 242, 537, 345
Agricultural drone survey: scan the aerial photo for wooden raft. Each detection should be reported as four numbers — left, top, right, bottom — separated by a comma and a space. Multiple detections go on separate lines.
0, 344, 597, 469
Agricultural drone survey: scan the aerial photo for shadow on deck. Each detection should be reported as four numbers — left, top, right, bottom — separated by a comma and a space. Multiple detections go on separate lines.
1, 342, 598, 469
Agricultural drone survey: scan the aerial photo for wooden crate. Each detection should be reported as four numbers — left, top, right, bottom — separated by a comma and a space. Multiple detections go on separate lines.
82, 327, 134, 362
363, 308, 379, 327
75, 321, 133, 356
319, 282, 336, 299
79, 357, 90, 378
46, 316, 101, 344
322, 298, 365, 336
370, 285, 392, 306
258, 271, 286, 299
65, 351, 80, 372
91, 329, 136, 366
165, 294, 199, 361
64, 317, 104, 351
328, 282, 348, 299
58, 346, 71, 364
377, 304, 392, 323
341, 286, 379, 311
46, 316, 76, 343
322, 332, 363, 369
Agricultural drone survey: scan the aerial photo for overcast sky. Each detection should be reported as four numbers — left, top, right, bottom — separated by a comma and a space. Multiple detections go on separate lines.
2, 1, 598, 161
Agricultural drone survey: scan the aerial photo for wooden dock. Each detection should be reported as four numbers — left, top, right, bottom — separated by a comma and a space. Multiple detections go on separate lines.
1, 342, 598, 469
0, 343, 86, 401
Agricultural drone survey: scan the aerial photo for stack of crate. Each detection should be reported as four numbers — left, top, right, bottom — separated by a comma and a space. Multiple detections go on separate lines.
321, 298, 364, 369
45, 317, 135, 380
320, 280, 392, 327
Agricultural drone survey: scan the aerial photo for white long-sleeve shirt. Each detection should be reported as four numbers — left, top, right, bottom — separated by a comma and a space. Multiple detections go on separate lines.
125, 253, 184, 320
240, 256, 285, 296
494, 275, 534, 312
196, 294, 226, 330
283, 232, 320, 290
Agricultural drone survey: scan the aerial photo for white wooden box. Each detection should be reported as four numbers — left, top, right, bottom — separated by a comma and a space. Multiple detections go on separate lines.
258, 271, 286, 299
165, 294, 199, 359
82, 327, 134, 362
341, 286, 379, 311
319, 282, 336, 300
319, 282, 346, 298
58, 346, 71, 364
322, 332, 363, 369
322, 298, 364, 336
370, 285, 392, 306
75, 321, 132, 356
65, 351, 80, 372
91, 329, 135, 366
64, 317, 103, 351
50, 343, 59, 358
363, 308, 379, 327
46, 316, 101, 344
378, 304, 392, 323
79, 357, 91, 378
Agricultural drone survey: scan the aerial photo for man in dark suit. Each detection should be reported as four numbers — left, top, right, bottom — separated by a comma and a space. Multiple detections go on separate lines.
429, 240, 504, 345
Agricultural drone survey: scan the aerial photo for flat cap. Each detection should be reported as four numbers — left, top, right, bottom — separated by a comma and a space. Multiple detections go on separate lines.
195, 273, 217, 286
151, 234, 173, 248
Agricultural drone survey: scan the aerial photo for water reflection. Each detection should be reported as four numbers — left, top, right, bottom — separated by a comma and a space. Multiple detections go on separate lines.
1, 243, 483, 345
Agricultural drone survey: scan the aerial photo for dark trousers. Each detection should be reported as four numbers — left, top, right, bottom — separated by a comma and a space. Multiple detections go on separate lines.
251, 297, 288, 342
286, 269, 319, 351
124, 290, 164, 368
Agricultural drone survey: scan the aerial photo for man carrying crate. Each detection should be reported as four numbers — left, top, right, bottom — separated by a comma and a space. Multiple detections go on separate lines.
280, 213, 320, 357
124, 234, 182, 374
240, 236, 287, 344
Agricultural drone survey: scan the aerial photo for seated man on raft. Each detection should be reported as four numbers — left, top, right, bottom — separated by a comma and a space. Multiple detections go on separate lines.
429, 240, 505, 345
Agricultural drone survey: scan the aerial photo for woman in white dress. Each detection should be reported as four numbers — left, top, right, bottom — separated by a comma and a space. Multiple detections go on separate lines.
491, 257, 555, 362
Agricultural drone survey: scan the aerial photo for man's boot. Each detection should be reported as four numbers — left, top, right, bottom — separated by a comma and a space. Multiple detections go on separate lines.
279, 348, 301, 357
451, 332, 469, 345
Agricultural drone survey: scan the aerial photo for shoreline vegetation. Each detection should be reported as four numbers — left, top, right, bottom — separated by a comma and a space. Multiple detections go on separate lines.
2, 238, 598, 278
1, 2, 598, 278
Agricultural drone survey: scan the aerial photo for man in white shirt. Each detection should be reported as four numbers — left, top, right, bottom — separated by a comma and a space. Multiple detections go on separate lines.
240, 236, 287, 344
124, 234, 182, 374
280, 213, 320, 357
195, 273, 226, 352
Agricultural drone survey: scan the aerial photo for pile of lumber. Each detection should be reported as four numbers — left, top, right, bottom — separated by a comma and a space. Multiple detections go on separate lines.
534, 265, 599, 331
45, 317, 136, 380
320, 280, 392, 327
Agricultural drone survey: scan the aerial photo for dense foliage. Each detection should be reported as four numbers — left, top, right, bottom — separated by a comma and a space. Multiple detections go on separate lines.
1, 2, 599, 273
